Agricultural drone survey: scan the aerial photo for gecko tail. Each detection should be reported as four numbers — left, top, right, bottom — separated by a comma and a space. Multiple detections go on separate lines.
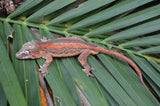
98, 47, 144, 84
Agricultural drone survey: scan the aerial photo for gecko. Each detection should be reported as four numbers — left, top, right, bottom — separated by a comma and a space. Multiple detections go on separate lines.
16, 36, 144, 84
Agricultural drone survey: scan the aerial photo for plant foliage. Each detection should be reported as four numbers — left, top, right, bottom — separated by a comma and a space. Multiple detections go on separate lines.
0, 0, 160, 105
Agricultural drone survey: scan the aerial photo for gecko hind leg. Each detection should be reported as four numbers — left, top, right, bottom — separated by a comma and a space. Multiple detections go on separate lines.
78, 49, 98, 77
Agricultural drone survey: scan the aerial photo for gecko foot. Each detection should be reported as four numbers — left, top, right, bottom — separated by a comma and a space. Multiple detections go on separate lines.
39, 66, 48, 77
41, 36, 51, 42
82, 68, 95, 77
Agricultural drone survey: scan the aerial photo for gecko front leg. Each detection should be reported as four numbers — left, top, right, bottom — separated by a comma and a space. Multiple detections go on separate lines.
78, 49, 98, 77
39, 54, 53, 76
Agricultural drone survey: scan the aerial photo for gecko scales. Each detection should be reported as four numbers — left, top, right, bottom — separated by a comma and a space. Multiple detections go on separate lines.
16, 36, 144, 84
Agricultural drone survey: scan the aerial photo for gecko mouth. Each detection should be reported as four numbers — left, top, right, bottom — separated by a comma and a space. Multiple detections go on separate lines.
16, 51, 38, 59
16, 53, 22, 59
16, 52, 27, 59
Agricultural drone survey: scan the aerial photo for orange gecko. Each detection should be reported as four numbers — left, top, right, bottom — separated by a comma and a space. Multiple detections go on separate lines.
16, 36, 144, 84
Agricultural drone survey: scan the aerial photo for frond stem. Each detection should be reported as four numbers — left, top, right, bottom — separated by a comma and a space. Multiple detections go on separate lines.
0, 17, 159, 63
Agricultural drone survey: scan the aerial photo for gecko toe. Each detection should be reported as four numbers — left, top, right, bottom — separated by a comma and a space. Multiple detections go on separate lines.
82, 68, 95, 78
39, 67, 48, 77
88, 73, 94, 78
40, 65, 43, 69
42, 73, 46, 77
91, 68, 96, 71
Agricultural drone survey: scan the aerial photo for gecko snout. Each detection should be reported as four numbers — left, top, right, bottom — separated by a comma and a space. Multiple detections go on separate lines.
16, 50, 27, 59
16, 52, 22, 59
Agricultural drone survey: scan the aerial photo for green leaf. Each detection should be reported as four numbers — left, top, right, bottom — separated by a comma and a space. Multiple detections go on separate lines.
67, 0, 152, 31
3, 22, 13, 36
139, 46, 160, 54
128, 53, 160, 87
26, 0, 76, 21
0, 22, 7, 46
0, 83, 7, 106
46, 0, 114, 25
128, 53, 160, 100
0, 37, 27, 106
38, 59, 77, 105
99, 84, 118, 105
8, 0, 43, 18
104, 18, 160, 42
0, 0, 160, 105
97, 54, 158, 105
120, 34, 160, 48
58, 60, 82, 105
88, 55, 136, 105
12, 24, 41, 106
85, 4, 160, 36
149, 61, 160, 73
60, 57, 109, 105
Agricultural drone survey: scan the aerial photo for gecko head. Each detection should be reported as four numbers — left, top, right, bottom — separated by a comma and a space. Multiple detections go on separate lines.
16, 40, 40, 59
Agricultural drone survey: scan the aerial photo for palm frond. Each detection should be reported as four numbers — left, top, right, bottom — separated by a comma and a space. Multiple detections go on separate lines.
0, 0, 159, 105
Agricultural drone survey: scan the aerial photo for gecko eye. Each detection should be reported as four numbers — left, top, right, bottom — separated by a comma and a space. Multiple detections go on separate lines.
25, 51, 30, 55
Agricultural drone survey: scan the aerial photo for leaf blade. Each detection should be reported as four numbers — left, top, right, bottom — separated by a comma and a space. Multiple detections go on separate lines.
85, 4, 160, 36
0, 37, 27, 106
67, 0, 152, 31
12, 24, 41, 106
26, 0, 76, 21
8, 0, 43, 18
46, 0, 114, 25
120, 34, 160, 48
104, 18, 160, 42
60, 57, 109, 105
